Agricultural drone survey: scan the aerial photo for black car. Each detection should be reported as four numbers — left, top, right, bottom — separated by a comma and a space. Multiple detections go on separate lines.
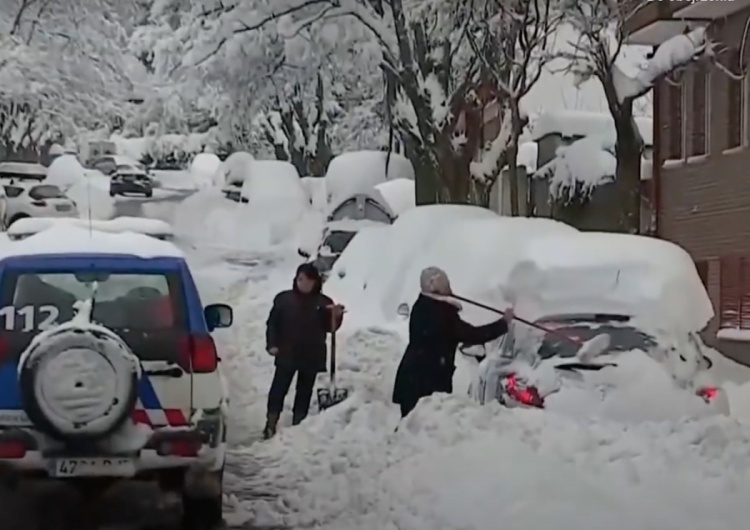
109, 166, 153, 197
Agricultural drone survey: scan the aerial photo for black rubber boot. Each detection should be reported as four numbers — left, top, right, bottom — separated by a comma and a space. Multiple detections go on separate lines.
262, 413, 279, 439
291, 412, 307, 426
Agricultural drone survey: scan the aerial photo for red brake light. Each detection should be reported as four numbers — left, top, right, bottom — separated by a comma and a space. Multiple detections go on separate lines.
179, 334, 218, 373
697, 386, 718, 401
504, 374, 544, 408
0, 440, 27, 458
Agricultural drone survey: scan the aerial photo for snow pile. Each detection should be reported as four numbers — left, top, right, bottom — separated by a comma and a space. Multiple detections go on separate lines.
238, 393, 750, 529
45, 154, 115, 220
300, 177, 328, 210
516, 141, 538, 171
508, 232, 713, 332
325, 151, 414, 206
325, 205, 576, 324
214, 151, 254, 187
374, 178, 415, 216
189, 153, 222, 188
110, 135, 147, 162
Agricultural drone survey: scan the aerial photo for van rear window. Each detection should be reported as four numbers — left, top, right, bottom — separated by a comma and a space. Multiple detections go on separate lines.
1, 272, 185, 332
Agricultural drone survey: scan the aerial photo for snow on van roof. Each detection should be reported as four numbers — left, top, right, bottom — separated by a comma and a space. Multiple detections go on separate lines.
0, 161, 47, 176
531, 110, 652, 145
508, 232, 712, 331
0, 225, 183, 259
8, 216, 173, 240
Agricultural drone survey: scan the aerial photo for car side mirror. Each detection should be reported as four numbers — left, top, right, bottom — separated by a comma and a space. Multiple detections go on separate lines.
298, 248, 310, 258
204, 303, 233, 330
396, 303, 410, 318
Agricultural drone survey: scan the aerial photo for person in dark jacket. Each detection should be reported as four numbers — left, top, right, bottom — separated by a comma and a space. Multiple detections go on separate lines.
263, 262, 344, 438
392, 266, 513, 418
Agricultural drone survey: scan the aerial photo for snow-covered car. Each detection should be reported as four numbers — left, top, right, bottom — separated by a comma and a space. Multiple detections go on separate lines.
0, 226, 232, 527
109, 165, 154, 197
89, 155, 149, 177
301, 228, 358, 279
469, 313, 730, 416
0, 161, 46, 181
3, 182, 78, 227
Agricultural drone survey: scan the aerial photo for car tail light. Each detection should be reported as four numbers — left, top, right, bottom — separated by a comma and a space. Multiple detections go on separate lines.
178, 334, 218, 373
697, 386, 719, 402
0, 440, 27, 458
31, 200, 46, 207
503, 374, 544, 408
157, 437, 200, 457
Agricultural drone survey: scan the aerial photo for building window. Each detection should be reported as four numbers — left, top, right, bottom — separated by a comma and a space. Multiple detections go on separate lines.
719, 256, 750, 329
666, 80, 684, 160
726, 49, 745, 150
689, 65, 709, 157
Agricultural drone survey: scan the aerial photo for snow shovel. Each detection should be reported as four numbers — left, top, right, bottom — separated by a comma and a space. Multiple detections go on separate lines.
316, 312, 349, 410
450, 294, 611, 361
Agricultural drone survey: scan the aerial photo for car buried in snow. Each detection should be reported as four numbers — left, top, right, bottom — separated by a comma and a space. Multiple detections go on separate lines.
0, 225, 232, 528
466, 312, 730, 416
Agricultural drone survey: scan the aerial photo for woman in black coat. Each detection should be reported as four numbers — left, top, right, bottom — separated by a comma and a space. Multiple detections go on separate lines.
392, 266, 513, 417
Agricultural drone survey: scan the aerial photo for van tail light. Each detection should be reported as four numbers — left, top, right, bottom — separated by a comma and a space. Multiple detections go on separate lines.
178, 334, 218, 373
503, 374, 544, 408
0, 440, 27, 458
697, 386, 719, 402
157, 437, 200, 457
30, 200, 46, 207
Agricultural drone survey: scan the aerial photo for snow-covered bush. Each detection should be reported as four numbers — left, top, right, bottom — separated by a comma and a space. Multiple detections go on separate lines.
46, 155, 115, 220
141, 133, 208, 170
189, 153, 222, 189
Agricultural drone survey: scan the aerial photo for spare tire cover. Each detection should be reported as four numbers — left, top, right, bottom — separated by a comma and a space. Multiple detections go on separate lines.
18, 324, 139, 440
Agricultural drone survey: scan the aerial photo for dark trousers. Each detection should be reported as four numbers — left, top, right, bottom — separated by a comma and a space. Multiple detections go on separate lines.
267, 365, 318, 423
400, 399, 418, 418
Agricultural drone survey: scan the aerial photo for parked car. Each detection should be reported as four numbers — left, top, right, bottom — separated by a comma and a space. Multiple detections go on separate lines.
3, 183, 78, 227
109, 165, 154, 197
0, 161, 46, 181
222, 182, 245, 203
89, 155, 149, 176
469, 312, 730, 416
301, 229, 358, 279
0, 226, 232, 528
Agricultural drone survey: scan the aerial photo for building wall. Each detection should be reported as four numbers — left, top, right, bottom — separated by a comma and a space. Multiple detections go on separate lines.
657, 8, 750, 363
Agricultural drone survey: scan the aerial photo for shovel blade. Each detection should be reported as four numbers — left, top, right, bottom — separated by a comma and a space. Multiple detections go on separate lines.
317, 387, 349, 410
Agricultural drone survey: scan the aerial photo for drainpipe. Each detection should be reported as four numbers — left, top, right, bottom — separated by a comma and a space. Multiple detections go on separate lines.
652, 45, 662, 237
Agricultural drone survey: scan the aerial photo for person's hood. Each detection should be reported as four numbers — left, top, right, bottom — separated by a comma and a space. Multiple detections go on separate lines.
293, 262, 323, 294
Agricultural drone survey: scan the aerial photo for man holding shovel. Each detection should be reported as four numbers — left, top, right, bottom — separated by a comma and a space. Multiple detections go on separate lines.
263, 263, 344, 439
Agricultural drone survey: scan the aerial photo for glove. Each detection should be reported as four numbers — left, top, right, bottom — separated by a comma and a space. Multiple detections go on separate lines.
267, 347, 278, 356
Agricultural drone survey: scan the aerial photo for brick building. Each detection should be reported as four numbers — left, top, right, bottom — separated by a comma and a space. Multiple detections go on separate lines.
625, 0, 750, 364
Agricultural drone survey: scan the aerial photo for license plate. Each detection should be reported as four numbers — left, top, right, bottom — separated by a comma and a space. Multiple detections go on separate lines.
55, 204, 70, 211
52, 457, 136, 477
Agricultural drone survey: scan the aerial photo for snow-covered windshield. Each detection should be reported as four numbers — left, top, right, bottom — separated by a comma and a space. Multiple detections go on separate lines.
322, 231, 356, 254
502, 314, 657, 359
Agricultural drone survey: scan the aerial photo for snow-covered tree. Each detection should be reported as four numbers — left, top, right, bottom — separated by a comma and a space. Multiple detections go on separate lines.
131, 0, 386, 158
560, 0, 711, 232
0, 0, 142, 154
466, 0, 560, 211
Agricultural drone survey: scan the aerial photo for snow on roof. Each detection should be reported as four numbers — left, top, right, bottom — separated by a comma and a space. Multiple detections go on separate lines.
374, 178, 415, 216
531, 110, 652, 146
508, 232, 712, 331
0, 225, 183, 259
326, 150, 415, 205
8, 217, 174, 241
0, 161, 47, 176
